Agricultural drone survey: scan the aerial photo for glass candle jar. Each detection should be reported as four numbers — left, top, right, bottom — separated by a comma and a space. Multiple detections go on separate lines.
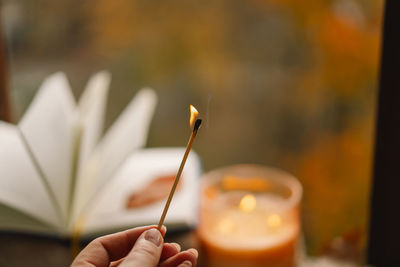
197, 164, 303, 267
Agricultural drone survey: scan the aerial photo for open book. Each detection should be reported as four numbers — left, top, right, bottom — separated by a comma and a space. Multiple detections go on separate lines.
0, 72, 201, 238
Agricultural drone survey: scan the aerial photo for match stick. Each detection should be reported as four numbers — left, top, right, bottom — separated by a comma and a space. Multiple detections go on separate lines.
157, 118, 202, 230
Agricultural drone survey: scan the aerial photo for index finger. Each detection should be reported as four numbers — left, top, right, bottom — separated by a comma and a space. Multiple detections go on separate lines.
72, 225, 167, 267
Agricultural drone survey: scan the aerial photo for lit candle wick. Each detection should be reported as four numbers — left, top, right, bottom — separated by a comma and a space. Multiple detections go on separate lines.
239, 194, 256, 213
267, 214, 282, 229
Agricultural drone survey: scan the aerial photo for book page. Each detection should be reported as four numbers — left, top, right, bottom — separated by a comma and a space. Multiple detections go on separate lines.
0, 122, 62, 229
76, 71, 111, 176
71, 88, 157, 223
18, 72, 76, 221
0, 202, 58, 235
81, 148, 201, 236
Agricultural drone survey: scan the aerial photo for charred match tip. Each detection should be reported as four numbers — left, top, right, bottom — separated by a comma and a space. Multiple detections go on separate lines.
194, 119, 202, 131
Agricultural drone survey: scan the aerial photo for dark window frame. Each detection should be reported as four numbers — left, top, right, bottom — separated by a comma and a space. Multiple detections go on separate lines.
367, 1, 400, 265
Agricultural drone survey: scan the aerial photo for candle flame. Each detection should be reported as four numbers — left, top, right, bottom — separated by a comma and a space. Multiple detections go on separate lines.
217, 218, 234, 234
239, 194, 256, 212
267, 214, 282, 229
189, 105, 199, 127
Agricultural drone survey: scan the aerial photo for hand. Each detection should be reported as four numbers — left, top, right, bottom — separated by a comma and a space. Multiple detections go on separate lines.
71, 225, 198, 267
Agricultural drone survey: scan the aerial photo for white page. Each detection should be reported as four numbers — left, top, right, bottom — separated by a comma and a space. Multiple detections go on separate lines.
93, 88, 157, 186
0, 122, 61, 229
76, 71, 110, 180
0, 203, 58, 235
71, 88, 157, 223
18, 72, 76, 221
82, 148, 201, 236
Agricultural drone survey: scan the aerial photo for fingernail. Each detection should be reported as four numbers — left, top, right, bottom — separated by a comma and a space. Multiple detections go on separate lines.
188, 248, 198, 258
144, 229, 162, 246
161, 225, 167, 235
181, 260, 192, 267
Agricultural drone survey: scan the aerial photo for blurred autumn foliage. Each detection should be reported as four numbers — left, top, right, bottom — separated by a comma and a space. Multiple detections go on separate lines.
2, 0, 382, 259
264, 0, 382, 257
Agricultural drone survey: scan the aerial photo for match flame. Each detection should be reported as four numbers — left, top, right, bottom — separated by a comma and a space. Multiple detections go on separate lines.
189, 105, 199, 126
239, 194, 256, 212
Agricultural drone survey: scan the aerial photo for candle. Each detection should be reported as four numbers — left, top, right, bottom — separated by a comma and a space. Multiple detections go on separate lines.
197, 165, 302, 267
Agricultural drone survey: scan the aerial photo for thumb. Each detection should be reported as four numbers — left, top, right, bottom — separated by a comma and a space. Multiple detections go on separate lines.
120, 228, 164, 267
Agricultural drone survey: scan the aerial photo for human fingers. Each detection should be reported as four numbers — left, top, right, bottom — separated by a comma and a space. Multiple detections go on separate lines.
159, 248, 198, 267
111, 241, 181, 266
177, 260, 193, 267
161, 242, 181, 261
119, 228, 164, 267
72, 225, 166, 267
110, 257, 125, 267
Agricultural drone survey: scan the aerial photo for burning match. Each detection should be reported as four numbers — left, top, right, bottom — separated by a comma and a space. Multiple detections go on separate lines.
157, 105, 202, 230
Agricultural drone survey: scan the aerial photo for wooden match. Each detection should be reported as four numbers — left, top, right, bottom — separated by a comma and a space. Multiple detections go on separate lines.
157, 118, 202, 230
